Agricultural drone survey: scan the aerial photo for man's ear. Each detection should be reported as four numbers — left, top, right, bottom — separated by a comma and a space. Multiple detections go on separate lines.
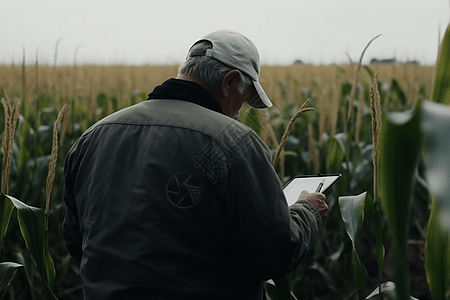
220, 70, 241, 98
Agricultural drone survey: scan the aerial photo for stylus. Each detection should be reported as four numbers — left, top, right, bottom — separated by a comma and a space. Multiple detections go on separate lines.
315, 179, 325, 193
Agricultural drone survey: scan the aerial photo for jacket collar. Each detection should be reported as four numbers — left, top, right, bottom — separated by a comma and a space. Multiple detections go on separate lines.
147, 78, 225, 115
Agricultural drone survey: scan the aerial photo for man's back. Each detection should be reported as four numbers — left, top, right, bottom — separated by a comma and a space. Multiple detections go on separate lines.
64, 100, 290, 299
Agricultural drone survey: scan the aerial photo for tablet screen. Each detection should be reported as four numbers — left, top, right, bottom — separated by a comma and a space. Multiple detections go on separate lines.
283, 174, 341, 206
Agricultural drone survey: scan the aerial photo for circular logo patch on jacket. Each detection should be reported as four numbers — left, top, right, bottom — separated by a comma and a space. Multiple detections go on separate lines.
167, 173, 203, 208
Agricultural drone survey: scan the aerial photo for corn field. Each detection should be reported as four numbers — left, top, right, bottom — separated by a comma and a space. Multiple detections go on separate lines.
1, 28, 450, 300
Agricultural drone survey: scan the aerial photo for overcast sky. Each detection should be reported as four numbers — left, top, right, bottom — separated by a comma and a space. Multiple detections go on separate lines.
2, 0, 449, 66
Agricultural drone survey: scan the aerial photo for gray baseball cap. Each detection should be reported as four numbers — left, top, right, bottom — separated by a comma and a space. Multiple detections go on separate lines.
188, 30, 272, 108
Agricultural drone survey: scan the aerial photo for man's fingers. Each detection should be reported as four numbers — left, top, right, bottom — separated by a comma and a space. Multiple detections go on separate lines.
297, 190, 327, 202
297, 190, 310, 201
295, 191, 328, 223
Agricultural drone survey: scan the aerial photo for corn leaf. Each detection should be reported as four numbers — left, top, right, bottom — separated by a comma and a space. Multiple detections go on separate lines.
366, 281, 419, 300
339, 192, 366, 248
390, 79, 408, 107
363, 65, 375, 82
422, 101, 450, 231
339, 192, 368, 300
0, 262, 23, 300
378, 103, 423, 300
373, 207, 385, 285
432, 24, 450, 105
363, 193, 385, 284
265, 279, 299, 300
16, 251, 58, 300
422, 101, 450, 300
326, 133, 346, 171
240, 104, 262, 136
425, 199, 450, 300
352, 249, 368, 300
264, 280, 277, 300
4, 195, 56, 290
0, 194, 14, 251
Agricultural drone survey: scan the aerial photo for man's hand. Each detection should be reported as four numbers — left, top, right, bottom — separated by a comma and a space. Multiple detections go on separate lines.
297, 190, 328, 222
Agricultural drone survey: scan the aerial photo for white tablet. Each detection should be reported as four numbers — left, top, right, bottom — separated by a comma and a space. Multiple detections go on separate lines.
283, 174, 342, 206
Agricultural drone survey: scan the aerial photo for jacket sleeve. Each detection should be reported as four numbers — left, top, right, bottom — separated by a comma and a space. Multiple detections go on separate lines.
224, 131, 322, 280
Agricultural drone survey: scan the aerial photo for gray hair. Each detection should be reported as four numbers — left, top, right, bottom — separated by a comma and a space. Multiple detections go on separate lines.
178, 41, 252, 94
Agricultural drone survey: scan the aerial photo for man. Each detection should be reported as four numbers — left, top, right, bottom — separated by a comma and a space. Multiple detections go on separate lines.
63, 29, 328, 300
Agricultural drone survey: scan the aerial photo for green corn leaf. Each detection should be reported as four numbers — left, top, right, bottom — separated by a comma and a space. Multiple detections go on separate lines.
366, 281, 419, 300
364, 65, 375, 82
339, 192, 368, 300
240, 104, 262, 136
326, 133, 346, 171
16, 251, 58, 300
264, 280, 276, 300
352, 249, 368, 300
422, 101, 450, 300
363, 193, 385, 285
339, 192, 366, 248
373, 207, 385, 285
432, 24, 450, 105
423, 101, 450, 232
265, 279, 299, 300
4, 195, 56, 290
425, 199, 450, 300
378, 103, 423, 300
390, 79, 408, 107
0, 194, 15, 252
0, 262, 23, 300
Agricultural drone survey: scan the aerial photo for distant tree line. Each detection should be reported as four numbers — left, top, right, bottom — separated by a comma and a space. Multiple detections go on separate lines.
292, 58, 421, 65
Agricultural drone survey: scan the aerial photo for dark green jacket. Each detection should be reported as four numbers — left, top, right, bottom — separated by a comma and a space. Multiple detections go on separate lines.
63, 80, 321, 300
